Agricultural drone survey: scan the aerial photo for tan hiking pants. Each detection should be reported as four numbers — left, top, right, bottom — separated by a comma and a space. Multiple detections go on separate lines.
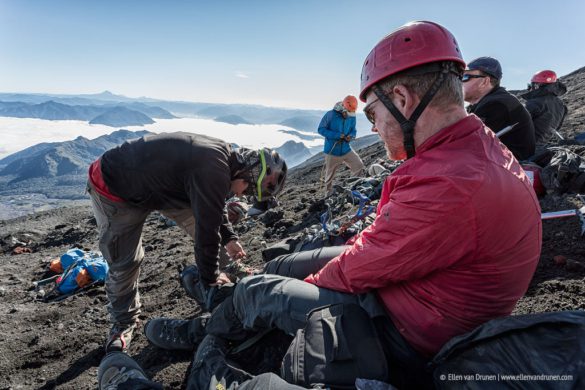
88, 182, 229, 325
324, 149, 365, 194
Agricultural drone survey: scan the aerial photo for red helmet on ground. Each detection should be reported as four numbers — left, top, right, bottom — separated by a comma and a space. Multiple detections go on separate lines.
360, 21, 465, 102
531, 70, 557, 84
342, 95, 358, 112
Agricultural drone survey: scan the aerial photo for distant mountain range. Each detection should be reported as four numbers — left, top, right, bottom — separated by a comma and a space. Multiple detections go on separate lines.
0, 91, 372, 134
89, 106, 155, 127
0, 99, 174, 127
0, 129, 154, 219
0, 126, 374, 204
275, 141, 313, 168
214, 115, 252, 125
0, 128, 316, 183
0, 129, 152, 182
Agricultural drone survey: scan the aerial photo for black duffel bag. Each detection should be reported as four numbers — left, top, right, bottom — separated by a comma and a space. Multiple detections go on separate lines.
281, 303, 388, 389
431, 311, 585, 389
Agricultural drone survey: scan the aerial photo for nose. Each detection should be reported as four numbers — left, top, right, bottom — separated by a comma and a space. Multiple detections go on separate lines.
240, 181, 249, 196
371, 124, 378, 133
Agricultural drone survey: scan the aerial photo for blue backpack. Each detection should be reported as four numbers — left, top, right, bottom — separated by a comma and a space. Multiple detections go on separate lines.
55, 249, 109, 294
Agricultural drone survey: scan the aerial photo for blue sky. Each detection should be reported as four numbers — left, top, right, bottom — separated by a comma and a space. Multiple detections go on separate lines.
1, 0, 584, 109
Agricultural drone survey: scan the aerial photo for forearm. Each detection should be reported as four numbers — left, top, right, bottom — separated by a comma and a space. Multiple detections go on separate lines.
219, 213, 238, 245
194, 241, 220, 285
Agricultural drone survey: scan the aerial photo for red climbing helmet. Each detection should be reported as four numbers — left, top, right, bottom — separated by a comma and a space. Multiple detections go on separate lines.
359, 20, 465, 102
531, 70, 557, 84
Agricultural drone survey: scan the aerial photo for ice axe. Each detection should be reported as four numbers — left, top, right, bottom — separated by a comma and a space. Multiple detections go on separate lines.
553, 129, 565, 141
495, 123, 519, 138
541, 195, 585, 236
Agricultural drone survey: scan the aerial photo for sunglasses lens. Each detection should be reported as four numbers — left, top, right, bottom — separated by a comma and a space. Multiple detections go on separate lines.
462, 74, 470, 82
364, 104, 375, 124
366, 110, 374, 124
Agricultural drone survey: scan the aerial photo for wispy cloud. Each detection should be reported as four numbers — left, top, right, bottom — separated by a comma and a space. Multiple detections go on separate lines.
235, 71, 250, 79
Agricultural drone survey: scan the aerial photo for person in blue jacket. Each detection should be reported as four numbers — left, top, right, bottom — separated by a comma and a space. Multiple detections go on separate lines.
318, 95, 365, 194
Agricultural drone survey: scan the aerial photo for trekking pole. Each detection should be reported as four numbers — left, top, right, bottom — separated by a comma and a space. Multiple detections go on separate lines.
495, 123, 519, 138
32, 274, 60, 288
541, 195, 585, 235
46, 280, 103, 303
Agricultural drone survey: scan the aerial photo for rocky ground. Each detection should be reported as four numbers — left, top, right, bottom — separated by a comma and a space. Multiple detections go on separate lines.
1, 67, 584, 390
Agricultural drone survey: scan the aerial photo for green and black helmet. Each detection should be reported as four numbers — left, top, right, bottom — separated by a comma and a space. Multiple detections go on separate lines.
238, 148, 287, 201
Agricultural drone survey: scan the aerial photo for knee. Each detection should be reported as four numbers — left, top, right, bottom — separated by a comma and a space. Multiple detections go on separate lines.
107, 260, 141, 284
232, 275, 285, 315
232, 275, 264, 307
262, 260, 277, 275
262, 256, 289, 275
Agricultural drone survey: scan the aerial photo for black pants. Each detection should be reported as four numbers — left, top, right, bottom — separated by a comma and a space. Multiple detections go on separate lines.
198, 246, 432, 389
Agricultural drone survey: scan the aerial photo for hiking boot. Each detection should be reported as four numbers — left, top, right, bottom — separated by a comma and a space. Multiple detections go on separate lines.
98, 352, 162, 390
105, 322, 137, 353
180, 265, 236, 311
180, 264, 206, 304
187, 334, 252, 389
144, 313, 210, 351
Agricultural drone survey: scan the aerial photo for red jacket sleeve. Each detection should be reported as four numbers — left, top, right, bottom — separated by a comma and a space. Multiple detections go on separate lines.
305, 175, 477, 293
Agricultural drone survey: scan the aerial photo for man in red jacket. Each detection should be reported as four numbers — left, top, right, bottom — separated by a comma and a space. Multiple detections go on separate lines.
145, 21, 542, 389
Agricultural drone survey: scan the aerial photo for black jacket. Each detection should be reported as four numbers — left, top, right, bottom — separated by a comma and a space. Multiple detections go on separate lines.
521, 82, 567, 143
467, 87, 536, 160
101, 132, 241, 285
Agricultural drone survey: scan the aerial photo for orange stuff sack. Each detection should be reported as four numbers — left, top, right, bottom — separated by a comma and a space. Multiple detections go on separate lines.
50, 259, 64, 273
75, 268, 92, 288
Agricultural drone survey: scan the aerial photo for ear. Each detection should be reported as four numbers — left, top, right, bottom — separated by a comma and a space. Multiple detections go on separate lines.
391, 84, 419, 117
480, 76, 492, 89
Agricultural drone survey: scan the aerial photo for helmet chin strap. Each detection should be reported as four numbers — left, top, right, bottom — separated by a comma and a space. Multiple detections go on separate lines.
255, 150, 267, 201
372, 62, 457, 159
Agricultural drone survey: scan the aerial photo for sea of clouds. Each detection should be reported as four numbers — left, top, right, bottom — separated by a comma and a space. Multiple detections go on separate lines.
0, 117, 324, 160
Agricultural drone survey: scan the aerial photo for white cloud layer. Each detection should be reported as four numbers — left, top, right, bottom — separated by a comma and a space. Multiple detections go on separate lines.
0, 117, 323, 160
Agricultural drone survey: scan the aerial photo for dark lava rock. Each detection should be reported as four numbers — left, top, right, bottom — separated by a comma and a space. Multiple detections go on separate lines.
260, 209, 284, 227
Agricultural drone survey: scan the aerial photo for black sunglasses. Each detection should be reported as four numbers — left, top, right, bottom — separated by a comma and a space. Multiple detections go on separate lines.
462, 74, 488, 82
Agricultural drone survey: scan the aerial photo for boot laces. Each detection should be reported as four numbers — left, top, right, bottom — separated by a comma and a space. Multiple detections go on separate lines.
103, 367, 143, 390
160, 320, 186, 343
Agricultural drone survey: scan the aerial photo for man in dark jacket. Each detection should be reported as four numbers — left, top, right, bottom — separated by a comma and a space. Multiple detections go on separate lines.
87, 132, 287, 352
463, 56, 536, 160
521, 70, 568, 144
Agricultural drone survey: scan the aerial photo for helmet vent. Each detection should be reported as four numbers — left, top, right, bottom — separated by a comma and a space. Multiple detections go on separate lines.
404, 37, 411, 42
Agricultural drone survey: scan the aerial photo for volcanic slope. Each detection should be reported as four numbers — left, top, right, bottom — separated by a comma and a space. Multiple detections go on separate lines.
1, 66, 585, 389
